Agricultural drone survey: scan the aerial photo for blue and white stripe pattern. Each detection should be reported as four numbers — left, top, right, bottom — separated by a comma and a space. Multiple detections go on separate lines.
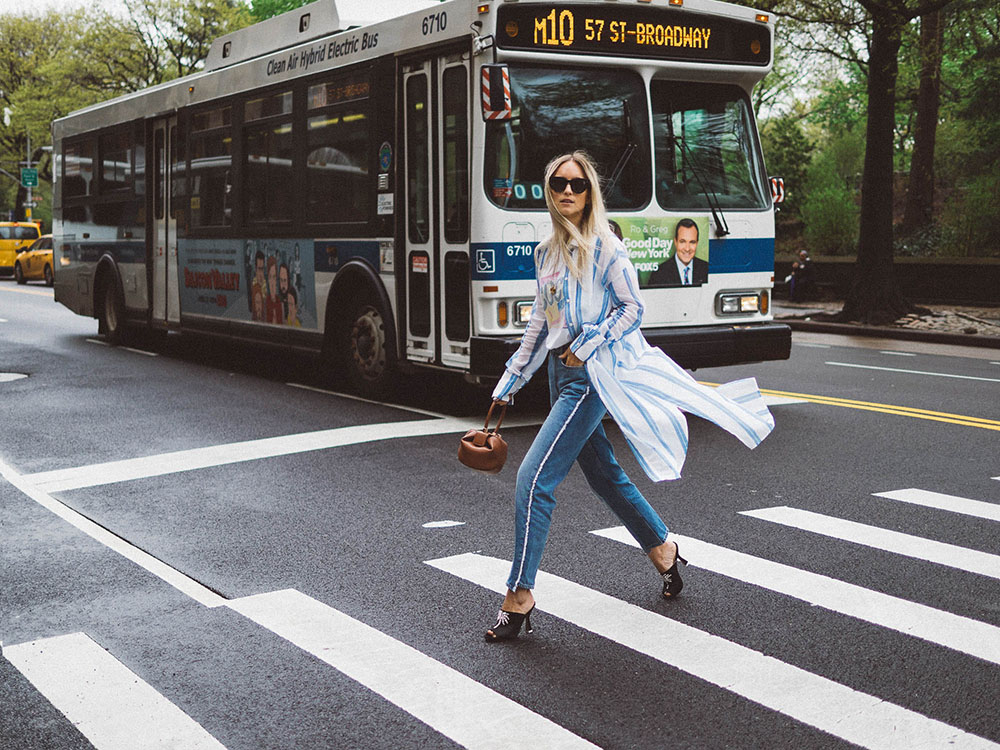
492, 235, 774, 482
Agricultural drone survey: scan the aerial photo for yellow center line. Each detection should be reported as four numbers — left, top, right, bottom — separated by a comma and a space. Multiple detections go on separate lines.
0, 285, 53, 298
699, 382, 1000, 432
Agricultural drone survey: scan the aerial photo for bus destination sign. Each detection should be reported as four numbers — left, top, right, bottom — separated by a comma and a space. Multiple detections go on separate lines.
496, 4, 770, 66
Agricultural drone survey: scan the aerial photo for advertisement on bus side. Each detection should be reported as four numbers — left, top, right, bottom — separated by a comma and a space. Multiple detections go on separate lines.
178, 238, 317, 328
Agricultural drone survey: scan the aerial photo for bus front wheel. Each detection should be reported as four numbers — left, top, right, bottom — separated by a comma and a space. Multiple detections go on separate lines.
341, 293, 395, 398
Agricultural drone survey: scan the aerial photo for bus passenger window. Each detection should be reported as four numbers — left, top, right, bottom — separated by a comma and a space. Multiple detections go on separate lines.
190, 106, 232, 227
442, 66, 468, 244
306, 74, 371, 224
63, 141, 94, 198
100, 130, 133, 193
244, 89, 293, 224
406, 74, 429, 244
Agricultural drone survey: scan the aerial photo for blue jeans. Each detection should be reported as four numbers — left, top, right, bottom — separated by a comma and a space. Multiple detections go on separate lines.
506, 353, 669, 591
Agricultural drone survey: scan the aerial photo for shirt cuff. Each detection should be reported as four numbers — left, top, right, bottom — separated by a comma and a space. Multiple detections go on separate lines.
492, 370, 527, 402
570, 326, 603, 361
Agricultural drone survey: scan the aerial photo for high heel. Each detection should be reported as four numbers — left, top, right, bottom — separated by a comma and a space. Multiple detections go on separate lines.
484, 606, 535, 642
661, 543, 688, 599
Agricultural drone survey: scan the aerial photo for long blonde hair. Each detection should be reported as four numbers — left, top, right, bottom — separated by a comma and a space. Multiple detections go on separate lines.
540, 151, 613, 280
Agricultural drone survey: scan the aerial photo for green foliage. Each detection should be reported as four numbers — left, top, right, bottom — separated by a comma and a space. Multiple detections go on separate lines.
760, 116, 813, 216
249, 0, 311, 21
799, 132, 863, 255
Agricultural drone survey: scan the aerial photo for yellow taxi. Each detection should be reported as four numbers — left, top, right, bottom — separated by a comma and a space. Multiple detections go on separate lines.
14, 234, 54, 286
0, 221, 41, 278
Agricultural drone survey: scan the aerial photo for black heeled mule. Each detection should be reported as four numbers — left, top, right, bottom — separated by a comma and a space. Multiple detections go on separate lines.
661, 544, 688, 599
484, 606, 535, 642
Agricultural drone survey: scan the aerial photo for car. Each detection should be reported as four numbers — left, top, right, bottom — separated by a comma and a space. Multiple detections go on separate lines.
0, 221, 41, 277
14, 234, 54, 286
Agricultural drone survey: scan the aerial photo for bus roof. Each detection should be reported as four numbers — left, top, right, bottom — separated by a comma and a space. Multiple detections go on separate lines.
52, 0, 772, 140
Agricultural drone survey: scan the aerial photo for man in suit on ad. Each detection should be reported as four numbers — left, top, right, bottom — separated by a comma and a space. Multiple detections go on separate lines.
647, 218, 709, 287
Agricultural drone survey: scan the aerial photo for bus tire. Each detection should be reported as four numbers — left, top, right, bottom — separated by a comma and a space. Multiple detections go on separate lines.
44, 264, 53, 287
14, 262, 25, 284
341, 291, 395, 398
97, 272, 126, 345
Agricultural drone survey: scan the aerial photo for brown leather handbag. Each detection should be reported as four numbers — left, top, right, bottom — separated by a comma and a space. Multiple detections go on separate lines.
458, 401, 508, 474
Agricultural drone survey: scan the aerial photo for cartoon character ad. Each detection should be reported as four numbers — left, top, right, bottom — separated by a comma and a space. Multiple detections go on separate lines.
612, 216, 710, 288
179, 238, 316, 328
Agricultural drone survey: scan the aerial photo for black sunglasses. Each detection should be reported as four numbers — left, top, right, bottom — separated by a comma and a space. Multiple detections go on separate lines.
548, 176, 590, 194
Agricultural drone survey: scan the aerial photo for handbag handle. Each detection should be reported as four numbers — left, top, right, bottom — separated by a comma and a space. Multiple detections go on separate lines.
485, 400, 508, 433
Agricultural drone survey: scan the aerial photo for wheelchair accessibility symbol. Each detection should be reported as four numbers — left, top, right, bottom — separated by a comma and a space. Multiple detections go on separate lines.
476, 249, 496, 274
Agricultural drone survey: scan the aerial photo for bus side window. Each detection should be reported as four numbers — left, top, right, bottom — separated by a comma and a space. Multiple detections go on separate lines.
442, 65, 468, 244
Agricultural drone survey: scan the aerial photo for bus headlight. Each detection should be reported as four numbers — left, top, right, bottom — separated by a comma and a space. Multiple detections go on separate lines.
514, 301, 533, 327
718, 293, 761, 315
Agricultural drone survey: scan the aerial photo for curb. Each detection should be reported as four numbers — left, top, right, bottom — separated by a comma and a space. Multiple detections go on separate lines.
777, 318, 1000, 350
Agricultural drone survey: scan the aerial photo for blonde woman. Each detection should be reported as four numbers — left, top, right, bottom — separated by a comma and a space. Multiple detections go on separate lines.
486, 152, 774, 641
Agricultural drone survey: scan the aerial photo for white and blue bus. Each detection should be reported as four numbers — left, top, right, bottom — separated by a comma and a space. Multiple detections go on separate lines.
52, 0, 789, 396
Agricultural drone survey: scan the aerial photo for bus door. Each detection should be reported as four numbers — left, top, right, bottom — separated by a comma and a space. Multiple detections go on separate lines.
151, 116, 180, 325
401, 50, 471, 368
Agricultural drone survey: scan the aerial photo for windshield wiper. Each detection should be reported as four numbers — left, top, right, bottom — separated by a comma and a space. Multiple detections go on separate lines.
605, 100, 637, 197
666, 133, 730, 237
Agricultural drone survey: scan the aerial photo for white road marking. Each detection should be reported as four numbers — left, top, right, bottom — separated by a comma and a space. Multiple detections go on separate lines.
0, 458, 226, 608
422, 520, 466, 528
286, 382, 449, 418
879, 350, 917, 356
426, 553, 1000, 750
24, 416, 521, 492
3, 632, 226, 749
85, 338, 157, 356
0, 372, 28, 382
826, 360, 1000, 383
741, 506, 1000, 580
794, 342, 832, 349
227, 589, 596, 749
591, 526, 1000, 666
873, 488, 1000, 522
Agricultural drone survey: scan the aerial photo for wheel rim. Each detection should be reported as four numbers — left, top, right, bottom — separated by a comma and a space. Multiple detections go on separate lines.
349, 305, 386, 382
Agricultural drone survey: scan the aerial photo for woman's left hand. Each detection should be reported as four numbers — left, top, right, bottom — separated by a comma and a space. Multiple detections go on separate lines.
559, 348, 585, 368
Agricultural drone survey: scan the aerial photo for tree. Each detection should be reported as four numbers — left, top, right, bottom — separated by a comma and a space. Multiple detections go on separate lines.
899, 9, 944, 234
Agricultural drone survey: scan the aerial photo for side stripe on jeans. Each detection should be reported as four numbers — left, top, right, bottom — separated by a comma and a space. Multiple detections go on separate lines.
512, 385, 591, 590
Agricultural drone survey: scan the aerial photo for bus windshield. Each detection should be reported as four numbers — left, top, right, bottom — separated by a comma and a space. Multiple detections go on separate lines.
652, 81, 769, 211
484, 65, 651, 211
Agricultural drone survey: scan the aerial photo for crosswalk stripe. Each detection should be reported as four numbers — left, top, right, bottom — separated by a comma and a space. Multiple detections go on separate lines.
226, 589, 596, 749
426, 553, 1000, 750
23, 416, 542, 493
591, 526, 1000, 666
3, 632, 226, 750
873, 488, 1000, 522
741, 506, 1000, 580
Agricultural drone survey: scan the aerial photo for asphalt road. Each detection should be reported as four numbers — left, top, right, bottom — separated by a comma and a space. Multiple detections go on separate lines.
2, 280, 999, 750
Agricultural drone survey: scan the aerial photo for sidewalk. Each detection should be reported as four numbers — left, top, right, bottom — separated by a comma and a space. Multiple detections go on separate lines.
772, 299, 1000, 350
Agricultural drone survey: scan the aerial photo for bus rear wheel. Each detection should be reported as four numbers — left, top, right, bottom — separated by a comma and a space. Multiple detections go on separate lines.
98, 274, 126, 344
342, 293, 395, 398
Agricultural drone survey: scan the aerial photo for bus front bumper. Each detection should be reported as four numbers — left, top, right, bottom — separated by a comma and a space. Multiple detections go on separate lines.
470, 322, 791, 377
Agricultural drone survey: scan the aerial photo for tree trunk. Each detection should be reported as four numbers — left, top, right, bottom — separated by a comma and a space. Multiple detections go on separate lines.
900, 9, 944, 234
837, 11, 913, 325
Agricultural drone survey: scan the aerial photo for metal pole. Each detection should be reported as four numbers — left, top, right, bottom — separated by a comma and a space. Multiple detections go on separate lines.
26, 133, 32, 222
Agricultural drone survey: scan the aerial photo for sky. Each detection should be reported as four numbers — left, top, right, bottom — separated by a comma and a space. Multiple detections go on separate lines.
0, 0, 439, 18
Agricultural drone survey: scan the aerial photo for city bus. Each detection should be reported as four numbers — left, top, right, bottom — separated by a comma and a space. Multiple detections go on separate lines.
51, 0, 790, 397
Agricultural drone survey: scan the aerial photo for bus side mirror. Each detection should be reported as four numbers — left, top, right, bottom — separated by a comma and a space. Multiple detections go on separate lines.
769, 176, 785, 204
481, 64, 511, 121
